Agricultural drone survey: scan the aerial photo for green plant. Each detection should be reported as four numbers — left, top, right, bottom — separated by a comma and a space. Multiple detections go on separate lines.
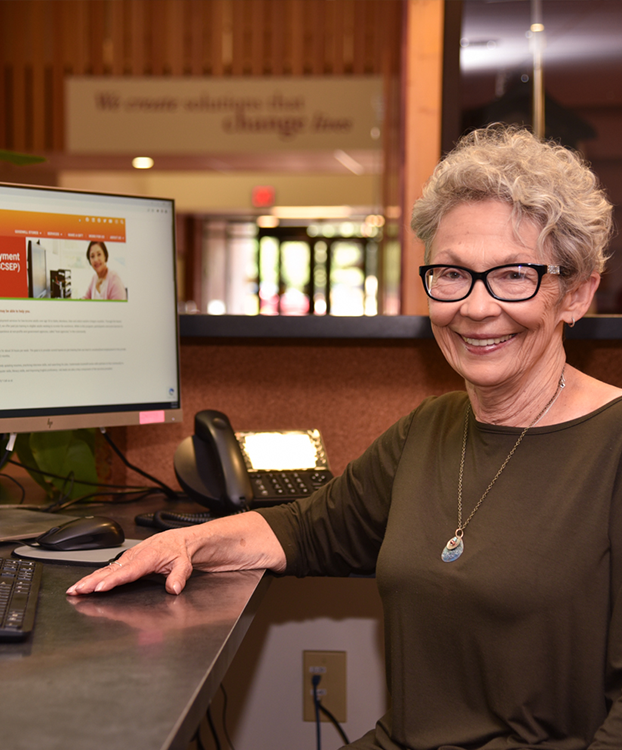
15, 429, 99, 502
0, 149, 45, 165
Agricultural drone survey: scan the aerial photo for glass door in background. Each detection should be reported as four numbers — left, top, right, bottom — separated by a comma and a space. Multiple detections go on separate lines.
257, 225, 380, 316
191, 218, 393, 316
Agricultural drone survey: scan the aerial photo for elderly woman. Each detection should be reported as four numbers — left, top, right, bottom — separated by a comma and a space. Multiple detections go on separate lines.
68, 126, 622, 750
84, 241, 126, 300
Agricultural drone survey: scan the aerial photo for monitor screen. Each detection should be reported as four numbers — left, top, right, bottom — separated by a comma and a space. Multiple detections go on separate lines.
0, 182, 182, 432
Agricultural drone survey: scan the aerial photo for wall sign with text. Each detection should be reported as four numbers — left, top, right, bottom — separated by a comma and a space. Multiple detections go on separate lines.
66, 77, 383, 154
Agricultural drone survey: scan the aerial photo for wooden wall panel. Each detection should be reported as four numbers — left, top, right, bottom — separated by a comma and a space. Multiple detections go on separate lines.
129, 0, 146, 76
311, 0, 325, 75
51, 5, 66, 150
30, 1, 46, 151
189, 0, 206, 76
230, 0, 246, 76
290, 0, 305, 75
270, 0, 286, 76
167, 0, 183, 76
150, 0, 167, 76
110, 0, 125, 76
66, 0, 88, 76
331, 0, 345, 75
0, 14, 6, 149
352, 0, 367, 75
401, 0, 445, 315
90, 0, 106, 76
0, 0, 407, 210
251, 0, 265, 76
211, 0, 226, 76
1, 2, 16, 149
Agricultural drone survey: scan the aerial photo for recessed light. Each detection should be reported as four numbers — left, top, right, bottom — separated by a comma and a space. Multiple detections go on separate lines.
257, 215, 280, 228
132, 157, 154, 169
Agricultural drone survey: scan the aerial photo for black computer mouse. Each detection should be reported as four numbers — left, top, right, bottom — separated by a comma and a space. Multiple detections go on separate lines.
34, 516, 125, 551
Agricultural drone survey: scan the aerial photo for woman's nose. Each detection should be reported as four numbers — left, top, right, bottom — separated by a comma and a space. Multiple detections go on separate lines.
458, 279, 502, 319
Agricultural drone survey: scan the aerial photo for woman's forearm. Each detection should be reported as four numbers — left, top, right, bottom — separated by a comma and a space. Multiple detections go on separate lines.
187, 511, 287, 572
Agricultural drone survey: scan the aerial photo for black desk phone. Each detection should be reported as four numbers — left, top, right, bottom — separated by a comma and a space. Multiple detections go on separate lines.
173, 410, 332, 516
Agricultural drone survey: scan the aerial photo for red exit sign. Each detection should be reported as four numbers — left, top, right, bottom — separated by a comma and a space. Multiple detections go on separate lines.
252, 185, 276, 208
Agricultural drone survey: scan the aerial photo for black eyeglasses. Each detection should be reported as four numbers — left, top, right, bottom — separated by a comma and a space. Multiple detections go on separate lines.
418, 263, 564, 303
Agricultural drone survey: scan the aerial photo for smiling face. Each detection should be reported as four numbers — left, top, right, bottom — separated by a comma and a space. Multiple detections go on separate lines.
427, 200, 573, 395
88, 244, 108, 276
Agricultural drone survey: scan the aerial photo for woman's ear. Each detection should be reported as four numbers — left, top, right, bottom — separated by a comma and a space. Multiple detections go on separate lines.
561, 272, 600, 325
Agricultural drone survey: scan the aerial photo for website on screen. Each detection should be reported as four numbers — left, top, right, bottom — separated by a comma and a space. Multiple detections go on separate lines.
0, 187, 180, 416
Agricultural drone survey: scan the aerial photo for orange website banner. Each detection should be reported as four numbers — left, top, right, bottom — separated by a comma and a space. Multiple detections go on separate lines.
0, 209, 126, 242
0, 236, 28, 297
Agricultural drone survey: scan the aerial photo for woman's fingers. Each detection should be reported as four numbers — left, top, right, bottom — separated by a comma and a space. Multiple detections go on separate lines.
66, 558, 139, 595
66, 531, 193, 596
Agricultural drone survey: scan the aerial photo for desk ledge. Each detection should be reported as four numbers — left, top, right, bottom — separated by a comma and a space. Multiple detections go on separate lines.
179, 314, 622, 341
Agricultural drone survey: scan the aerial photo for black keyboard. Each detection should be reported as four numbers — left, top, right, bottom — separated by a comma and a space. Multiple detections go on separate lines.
0, 558, 42, 642
250, 469, 332, 506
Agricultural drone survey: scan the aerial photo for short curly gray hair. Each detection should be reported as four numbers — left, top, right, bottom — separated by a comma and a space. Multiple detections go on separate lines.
411, 125, 614, 288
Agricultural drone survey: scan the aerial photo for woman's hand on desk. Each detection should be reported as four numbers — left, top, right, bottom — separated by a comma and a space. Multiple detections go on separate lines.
65, 510, 287, 596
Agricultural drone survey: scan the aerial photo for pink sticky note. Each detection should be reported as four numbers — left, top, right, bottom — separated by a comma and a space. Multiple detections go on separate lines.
139, 410, 165, 425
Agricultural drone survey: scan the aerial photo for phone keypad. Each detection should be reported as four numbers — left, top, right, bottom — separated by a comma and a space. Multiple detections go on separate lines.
250, 469, 332, 506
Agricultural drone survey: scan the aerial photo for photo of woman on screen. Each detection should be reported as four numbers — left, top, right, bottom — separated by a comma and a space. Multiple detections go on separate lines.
84, 241, 126, 300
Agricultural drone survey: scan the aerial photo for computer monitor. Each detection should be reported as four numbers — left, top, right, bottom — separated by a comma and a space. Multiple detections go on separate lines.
0, 182, 182, 432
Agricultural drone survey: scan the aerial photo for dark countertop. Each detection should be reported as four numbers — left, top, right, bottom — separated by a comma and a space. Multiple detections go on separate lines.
0, 500, 270, 750
179, 314, 622, 340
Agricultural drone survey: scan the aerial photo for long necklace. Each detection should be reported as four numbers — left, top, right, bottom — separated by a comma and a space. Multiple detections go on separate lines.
441, 366, 566, 563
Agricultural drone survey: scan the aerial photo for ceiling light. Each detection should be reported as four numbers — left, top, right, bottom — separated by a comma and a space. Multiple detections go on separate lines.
257, 215, 280, 229
132, 157, 154, 169
271, 206, 354, 220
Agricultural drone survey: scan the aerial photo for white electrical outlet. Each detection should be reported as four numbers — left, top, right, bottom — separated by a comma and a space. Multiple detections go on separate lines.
303, 650, 347, 722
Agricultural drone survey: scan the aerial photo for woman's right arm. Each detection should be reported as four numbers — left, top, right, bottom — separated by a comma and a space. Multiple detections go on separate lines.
67, 408, 417, 597
66, 511, 286, 597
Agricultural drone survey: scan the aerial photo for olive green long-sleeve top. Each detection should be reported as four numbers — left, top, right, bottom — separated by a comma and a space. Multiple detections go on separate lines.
257, 393, 622, 750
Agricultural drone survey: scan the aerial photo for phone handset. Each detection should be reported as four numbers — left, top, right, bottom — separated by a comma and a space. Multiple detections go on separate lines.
173, 410, 254, 515
194, 410, 253, 510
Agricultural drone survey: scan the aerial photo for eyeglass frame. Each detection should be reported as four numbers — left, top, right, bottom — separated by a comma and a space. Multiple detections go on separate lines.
418, 263, 564, 303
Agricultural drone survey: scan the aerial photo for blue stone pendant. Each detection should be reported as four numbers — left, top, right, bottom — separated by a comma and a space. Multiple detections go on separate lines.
441, 535, 464, 562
